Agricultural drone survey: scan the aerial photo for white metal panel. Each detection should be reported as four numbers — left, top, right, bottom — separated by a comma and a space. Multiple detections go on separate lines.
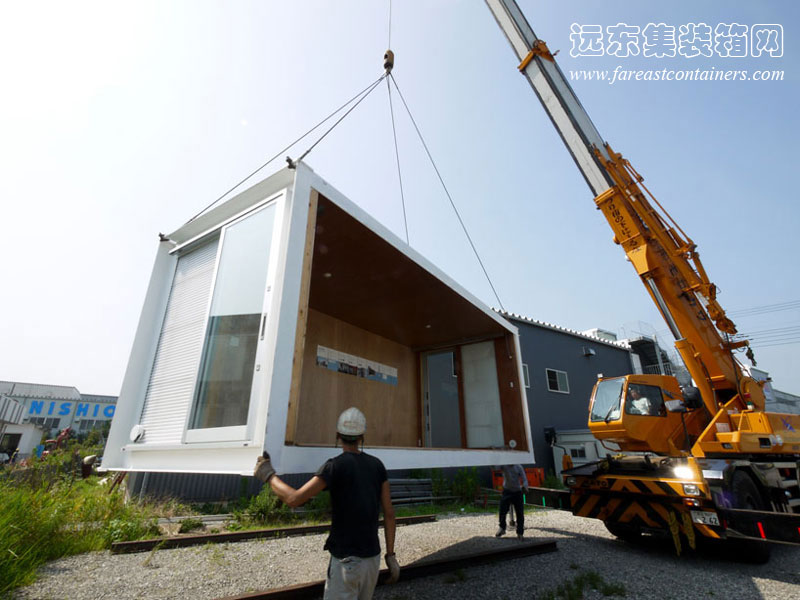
139, 239, 219, 445
0, 395, 24, 425
462, 341, 505, 448
485, 0, 613, 196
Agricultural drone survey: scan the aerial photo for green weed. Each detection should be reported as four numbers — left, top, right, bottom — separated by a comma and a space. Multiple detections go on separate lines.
537, 569, 625, 599
178, 517, 204, 534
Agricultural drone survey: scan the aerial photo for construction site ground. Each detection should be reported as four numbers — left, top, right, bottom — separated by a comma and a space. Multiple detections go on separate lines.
14, 509, 800, 600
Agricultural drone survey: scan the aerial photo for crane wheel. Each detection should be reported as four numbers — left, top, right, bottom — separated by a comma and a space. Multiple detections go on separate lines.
604, 521, 642, 542
729, 471, 772, 564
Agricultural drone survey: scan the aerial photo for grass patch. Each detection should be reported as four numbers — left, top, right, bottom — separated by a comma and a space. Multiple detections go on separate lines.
0, 456, 189, 596
178, 517, 204, 534
538, 569, 625, 599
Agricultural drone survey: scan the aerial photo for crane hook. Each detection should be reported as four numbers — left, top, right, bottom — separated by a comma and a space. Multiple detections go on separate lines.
383, 49, 394, 74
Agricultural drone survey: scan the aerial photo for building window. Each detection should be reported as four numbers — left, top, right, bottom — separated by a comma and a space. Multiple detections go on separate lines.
570, 447, 586, 458
522, 363, 530, 388
546, 368, 570, 394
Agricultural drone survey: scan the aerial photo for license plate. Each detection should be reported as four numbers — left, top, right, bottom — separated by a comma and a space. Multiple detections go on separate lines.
691, 510, 720, 526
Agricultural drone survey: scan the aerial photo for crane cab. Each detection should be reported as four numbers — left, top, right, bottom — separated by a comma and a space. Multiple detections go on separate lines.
588, 375, 701, 455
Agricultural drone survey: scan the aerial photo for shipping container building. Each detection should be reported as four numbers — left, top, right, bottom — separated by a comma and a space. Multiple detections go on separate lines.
102, 163, 533, 475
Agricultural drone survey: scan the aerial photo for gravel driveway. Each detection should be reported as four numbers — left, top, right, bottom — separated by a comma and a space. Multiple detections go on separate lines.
14, 509, 800, 599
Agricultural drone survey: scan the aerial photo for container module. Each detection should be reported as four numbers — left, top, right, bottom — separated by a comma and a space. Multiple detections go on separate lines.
103, 163, 533, 475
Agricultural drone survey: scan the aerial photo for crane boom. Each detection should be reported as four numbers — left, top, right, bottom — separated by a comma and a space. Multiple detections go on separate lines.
485, 2, 800, 556
485, 0, 764, 421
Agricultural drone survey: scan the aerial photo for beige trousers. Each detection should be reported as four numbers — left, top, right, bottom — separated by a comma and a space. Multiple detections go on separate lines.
323, 553, 381, 600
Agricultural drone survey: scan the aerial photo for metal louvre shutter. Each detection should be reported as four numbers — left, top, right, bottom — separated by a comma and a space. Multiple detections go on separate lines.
139, 239, 219, 444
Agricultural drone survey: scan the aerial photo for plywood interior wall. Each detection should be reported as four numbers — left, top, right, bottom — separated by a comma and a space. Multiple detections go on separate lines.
495, 335, 528, 451
284, 191, 529, 452
292, 309, 419, 447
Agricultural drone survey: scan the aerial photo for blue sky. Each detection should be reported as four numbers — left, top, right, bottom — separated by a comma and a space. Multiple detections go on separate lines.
1, 0, 797, 396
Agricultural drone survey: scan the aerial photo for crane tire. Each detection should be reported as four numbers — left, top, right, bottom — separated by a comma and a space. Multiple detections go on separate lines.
604, 521, 642, 542
729, 471, 771, 564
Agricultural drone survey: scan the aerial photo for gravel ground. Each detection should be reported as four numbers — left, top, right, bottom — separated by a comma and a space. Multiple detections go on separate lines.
14, 509, 800, 600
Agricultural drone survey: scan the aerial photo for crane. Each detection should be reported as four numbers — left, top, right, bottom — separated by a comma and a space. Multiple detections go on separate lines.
486, 0, 800, 560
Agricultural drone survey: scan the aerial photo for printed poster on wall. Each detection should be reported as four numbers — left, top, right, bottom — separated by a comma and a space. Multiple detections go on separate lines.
316, 345, 398, 386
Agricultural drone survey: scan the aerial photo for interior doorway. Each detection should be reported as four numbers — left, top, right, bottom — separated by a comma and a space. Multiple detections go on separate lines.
423, 350, 462, 448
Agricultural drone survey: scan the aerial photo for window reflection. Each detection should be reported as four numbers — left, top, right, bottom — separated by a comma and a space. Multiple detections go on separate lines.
190, 203, 276, 430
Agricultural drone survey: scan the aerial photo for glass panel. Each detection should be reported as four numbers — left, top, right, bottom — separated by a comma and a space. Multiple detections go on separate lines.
625, 383, 666, 417
547, 369, 559, 391
461, 341, 504, 448
191, 204, 277, 430
557, 371, 569, 393
590, 377, 625, 422
425, 351, 462, 448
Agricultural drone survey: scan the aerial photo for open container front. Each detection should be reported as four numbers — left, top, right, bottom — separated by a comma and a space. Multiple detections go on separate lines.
102, 163, 533, 475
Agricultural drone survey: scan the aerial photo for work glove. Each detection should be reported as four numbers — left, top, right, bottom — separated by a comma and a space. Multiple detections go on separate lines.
385, 553, 400, 584
254, 452, 276, 483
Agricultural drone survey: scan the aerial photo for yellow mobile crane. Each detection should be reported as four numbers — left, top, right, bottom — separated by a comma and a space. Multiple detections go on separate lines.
485, 0, 800, 560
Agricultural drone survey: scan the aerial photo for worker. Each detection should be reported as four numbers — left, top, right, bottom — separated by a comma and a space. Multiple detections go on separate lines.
628, 385, 652, 415
495, 463, 528, 539
254, 407, 399, 599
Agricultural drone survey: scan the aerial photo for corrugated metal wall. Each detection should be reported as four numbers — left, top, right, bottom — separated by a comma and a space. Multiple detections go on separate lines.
0, 395, 24, 425
127, 471, 312, 503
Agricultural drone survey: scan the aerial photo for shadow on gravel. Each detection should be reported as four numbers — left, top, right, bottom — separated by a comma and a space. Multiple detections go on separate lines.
533, 525, 800, 588
405, 535, 554, 566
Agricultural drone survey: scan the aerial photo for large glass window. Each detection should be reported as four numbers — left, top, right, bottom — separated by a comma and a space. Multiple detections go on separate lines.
190, 203, 277, 430
590, 377, 624, 422
625, 383, 666, 417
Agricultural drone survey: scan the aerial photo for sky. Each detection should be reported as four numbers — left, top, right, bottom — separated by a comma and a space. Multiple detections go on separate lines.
1, 0, 798, 397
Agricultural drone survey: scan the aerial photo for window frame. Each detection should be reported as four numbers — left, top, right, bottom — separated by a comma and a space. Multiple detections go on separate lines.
570, 446, 586, 458
182, 193, 286, 445
521, 363, 531, 388
545, 368, 570, 394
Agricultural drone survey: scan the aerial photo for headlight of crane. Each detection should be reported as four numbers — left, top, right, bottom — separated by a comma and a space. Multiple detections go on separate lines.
682, 483, 701, 496
673, 465, 694, 480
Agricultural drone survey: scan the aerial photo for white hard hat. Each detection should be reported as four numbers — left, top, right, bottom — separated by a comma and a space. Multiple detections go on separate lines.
337, 407, 367, 437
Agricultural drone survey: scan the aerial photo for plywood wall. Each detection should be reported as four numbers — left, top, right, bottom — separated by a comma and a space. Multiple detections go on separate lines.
292, 309, 419, 447
495, 335, 528, 451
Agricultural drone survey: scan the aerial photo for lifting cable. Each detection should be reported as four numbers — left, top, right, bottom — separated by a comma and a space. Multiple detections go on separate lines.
186, 73, 387, 224
388, 72, 506, 312
387, 75, 409, 245
385, 0, 410, 244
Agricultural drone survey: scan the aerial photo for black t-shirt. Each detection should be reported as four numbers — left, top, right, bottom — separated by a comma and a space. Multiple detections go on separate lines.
315, 451, 387, 558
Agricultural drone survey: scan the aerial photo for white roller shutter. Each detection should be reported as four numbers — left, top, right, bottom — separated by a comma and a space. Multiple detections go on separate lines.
139, 239, 219, 445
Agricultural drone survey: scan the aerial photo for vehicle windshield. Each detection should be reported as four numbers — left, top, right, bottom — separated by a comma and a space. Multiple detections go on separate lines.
590, 378, 625, 422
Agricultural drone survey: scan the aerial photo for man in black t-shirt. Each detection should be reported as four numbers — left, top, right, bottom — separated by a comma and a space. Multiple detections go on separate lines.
254, 407, 399, 599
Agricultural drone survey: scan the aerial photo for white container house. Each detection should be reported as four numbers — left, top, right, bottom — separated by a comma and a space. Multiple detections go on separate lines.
102, 163, 533, 475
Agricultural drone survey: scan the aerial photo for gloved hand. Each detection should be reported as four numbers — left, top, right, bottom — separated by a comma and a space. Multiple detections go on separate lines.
254, 452, 276, 483
385, 553, 400, 583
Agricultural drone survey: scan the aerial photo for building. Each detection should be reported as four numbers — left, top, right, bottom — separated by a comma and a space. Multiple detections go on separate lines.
500, 312, 634, 478
0, 380, 117, 438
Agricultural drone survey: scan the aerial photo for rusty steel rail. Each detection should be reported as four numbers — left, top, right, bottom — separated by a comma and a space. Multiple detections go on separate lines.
215, 538, 558, 600
111, 514, 436, 554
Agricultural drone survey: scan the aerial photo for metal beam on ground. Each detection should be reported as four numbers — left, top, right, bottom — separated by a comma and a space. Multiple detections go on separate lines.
215, 539, 558, 600
111, 514, 436, 554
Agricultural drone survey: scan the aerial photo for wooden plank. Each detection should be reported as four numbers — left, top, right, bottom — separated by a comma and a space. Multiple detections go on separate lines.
284, 190, 319, 444
495, 335, 528, 451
